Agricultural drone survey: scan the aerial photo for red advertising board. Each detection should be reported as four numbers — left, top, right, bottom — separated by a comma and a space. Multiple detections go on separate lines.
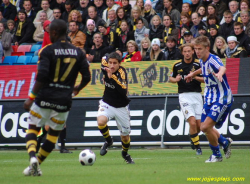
0, 65, 37, 99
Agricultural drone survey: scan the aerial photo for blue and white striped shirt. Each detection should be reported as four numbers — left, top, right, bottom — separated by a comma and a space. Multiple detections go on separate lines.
200, 54, 233, 105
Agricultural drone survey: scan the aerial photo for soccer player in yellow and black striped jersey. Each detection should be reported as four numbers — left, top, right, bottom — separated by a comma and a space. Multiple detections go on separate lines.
23, 19, 91, 176
97, 52, 134, 164
169, 43, 204, 155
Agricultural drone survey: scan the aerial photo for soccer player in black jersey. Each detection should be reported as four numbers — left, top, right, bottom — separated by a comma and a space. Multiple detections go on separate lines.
23, 19, 91, 176
169, 43, 204, 155
97, 52, 134, 164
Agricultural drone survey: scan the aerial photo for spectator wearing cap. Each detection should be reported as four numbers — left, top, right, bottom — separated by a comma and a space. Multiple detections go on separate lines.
41, 20, 51, 48
134, 18, 150, 50
98, 21, 116, 52
178, 25, 189, 46
143, 0, 156, 28
122, 40, 142, 62
208, 24, 219, 53
183, 30, 193, 44
144, 38, 165, 61
88, 32, 112, 63
0, 0, 17, 20
220, 0, 240, 25
198, 24, 207, 36
218, 11, 235, 41
162, 14, 178, 47
68, 21, 86, 49
102, 0, 120, 22
162, 0, 181, 28
233, 21, 250, 55
162, 36, 182, 60
240, 11, 250, 37
84, 19, 97, 54
213, 36, 228, 58
190, 12, 206, 37
224, 35, 247, 58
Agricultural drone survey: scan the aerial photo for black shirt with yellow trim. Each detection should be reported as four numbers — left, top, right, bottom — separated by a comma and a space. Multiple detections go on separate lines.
170, 58, 202, 93
101, 56, 130, 108
35, 40, 91, 112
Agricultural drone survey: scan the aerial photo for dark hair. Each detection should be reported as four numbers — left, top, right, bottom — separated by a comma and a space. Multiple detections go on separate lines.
88, 5, 97, 12
53, 8, 61, 13
207, 14, 219, 25
207, 3, 217, 15
18, 9, 27, 18
196, 4, 207, 17
166, 36, 177, 44
108, 52, 122, 63
234, 22, 244, 29
50, 19, 67, 37
135, 18, 144, 25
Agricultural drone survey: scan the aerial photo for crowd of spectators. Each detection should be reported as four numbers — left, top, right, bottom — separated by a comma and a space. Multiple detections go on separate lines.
0, 0, 250, 62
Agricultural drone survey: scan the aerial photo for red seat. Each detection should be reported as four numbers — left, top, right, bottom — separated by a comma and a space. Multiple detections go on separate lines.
17, 45, 32, 52
11, 52, 25, 56
12, 45, 18, 52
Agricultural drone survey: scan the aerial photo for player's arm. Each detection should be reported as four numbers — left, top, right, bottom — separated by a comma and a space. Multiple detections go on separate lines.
193, 75, 204, 83
185, 68, 202, 83
169, 63, 181, 83
23, 50, 50, 111
73, 52, 91, 96
213, 66, 226, 82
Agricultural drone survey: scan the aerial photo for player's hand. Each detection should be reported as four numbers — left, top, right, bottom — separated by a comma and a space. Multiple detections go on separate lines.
23, 99, 33, 111
87, 54, 94, 62
185, 72, 193, 83
104, 67, 112, 78
72, 85, 80, 97
176, 74, 182, 82
213, 72, 223, 82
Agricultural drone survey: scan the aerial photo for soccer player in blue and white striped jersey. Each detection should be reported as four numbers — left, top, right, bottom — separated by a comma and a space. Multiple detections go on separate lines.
185, 36, 233, 163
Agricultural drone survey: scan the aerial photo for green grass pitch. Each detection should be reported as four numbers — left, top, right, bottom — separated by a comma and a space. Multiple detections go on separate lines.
0, 148, 249, 184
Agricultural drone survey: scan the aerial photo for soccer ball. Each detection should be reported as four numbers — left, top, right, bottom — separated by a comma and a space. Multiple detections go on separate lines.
79, 149, 96, 166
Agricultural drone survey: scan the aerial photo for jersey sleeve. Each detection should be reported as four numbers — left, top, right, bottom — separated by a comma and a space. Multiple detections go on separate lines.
36, 47, 51, 83
210, 55, 224, 73
170, 63, 178, 78
110, 67, 128, 96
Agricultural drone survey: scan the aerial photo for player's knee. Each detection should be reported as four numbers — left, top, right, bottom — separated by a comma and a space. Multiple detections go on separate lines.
97, 116, 108, 126
121, 135, 130, 142
200, 124, 209, 133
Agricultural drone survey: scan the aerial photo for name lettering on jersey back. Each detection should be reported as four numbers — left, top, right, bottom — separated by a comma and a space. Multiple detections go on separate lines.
54, 49, 77, 55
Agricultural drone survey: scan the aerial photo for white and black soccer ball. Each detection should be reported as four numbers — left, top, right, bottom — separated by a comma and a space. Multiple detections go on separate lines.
79, 149, 96, 166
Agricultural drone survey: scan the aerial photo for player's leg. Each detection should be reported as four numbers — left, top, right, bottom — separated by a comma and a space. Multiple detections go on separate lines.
188, 116, 202, 155
37, 127, 61, 164
121, 135, 134, 164
36, 125, 49, 153
59, 126, 72, 153
97, 100, 114, 156
201, 117, 223, 162
98, 115, 113, 155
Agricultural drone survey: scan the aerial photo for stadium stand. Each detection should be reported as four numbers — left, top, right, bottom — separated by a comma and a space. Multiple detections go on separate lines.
14, 56, 33, 65
0, 56, 18, 65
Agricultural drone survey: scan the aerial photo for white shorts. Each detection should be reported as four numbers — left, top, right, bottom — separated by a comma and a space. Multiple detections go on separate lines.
97, 100, 131, 136
27, 103, 69, 131
179, 92, 203, 120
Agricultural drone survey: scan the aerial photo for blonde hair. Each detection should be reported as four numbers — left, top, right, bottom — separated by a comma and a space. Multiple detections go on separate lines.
194, 36, 210, 48
68, 10, 82, 22
131, 5, 142, 17
140, 37, 151, 58
150, 44, 161, 61
213, 36, 228, 55
127, 40, 139, 52
150, 14, 162, 26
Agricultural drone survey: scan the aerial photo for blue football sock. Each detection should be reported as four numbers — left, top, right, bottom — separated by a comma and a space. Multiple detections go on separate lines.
218, 134, 229, 148
209, 144, 222, 157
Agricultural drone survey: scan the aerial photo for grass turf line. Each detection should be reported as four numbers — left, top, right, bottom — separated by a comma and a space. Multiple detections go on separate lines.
0, 149, 249, 184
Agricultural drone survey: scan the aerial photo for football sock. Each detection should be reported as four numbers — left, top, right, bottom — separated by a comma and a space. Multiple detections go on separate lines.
98, 125, 112, 143
36, 127, 48, 153
218, 134, 229, 149
209, 144, 222, 157
60, 128, 66, 150
26, 128, 39, 158
190, 133, 201, 149
121, 137, 130, 153
37, 133, 59, 164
